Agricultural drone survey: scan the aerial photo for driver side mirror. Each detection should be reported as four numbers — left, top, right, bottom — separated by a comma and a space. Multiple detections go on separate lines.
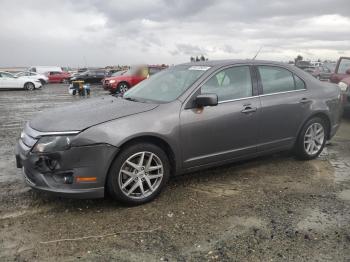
195, 94, 218, 107
346, 69, 350, 75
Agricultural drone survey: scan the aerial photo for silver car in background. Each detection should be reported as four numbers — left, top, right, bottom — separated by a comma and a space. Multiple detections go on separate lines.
15, 60, 342, 205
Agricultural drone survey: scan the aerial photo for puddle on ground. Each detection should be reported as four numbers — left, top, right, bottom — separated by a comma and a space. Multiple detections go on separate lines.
296, 208, 337, 232
189, 182, 241, 197
327, 143, 350, 184
337, 189, 350, 201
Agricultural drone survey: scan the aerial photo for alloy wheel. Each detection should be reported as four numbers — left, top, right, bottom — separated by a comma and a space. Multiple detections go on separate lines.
118, 83, 129, 94
118, 151, 164, 200
25, 83, 35, 91
304, 123, 325, 156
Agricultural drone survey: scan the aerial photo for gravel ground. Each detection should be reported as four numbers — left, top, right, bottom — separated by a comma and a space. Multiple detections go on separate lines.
0, 84, 350, 261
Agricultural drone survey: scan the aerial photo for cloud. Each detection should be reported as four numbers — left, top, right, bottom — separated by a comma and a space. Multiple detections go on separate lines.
0, 0, 349, 66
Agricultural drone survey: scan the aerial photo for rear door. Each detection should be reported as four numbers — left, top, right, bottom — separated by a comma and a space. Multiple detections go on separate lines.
180, 65, 261, 168
49, 72, 59, 83
255, 65, 309, 152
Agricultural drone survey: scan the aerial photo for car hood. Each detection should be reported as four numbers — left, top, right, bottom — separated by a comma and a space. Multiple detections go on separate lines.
29, 96, 158, 132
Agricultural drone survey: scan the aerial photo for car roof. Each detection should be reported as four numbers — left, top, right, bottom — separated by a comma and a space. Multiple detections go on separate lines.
180, 59, 293, 68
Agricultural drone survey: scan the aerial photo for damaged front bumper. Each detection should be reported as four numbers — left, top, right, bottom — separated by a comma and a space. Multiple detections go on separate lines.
15, 125, 119, 199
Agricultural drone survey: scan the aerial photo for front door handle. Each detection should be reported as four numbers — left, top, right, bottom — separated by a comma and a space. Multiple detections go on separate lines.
241, 106, 257, 114
299, 98, 311, 104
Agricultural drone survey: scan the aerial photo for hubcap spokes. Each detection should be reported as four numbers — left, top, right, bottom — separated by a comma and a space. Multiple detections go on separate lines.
119, 151, 163, 199
119, 84, 128, 93
304, 123, 324, 155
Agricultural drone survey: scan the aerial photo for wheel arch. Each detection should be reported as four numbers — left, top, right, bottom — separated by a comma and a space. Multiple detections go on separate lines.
299, 112, 331, 140
118, 81, 131, 88
105, 135, 177, 185
23, 81, 35, 89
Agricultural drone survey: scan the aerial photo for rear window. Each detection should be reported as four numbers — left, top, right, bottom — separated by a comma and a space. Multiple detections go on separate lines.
258, 66, 306, 94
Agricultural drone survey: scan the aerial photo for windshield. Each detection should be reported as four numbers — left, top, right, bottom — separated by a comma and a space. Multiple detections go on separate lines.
338, 58, 350, 74
123, 65, 210, 103
112, 70, 126, 77
1, 72, 15, 78
122, 68, 137, 76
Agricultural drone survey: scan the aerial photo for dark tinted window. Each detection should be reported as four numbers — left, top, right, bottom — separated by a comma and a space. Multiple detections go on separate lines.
95, 71, 105, 76
258, 66, 295, 94
201, 66, 252, 101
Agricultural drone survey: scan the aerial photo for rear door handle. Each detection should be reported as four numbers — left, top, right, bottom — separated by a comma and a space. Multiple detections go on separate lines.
241, 106, 257, 114
299, 98, 311, 104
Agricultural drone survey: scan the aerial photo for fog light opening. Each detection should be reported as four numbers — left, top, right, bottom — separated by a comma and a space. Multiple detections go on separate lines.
63, 174, 74, 184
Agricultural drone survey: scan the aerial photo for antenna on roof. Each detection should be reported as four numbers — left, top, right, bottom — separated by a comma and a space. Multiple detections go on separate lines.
252, 46, 263, 60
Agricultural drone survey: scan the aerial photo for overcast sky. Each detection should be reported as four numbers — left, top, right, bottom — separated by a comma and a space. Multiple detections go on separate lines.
1, 0, 350, 67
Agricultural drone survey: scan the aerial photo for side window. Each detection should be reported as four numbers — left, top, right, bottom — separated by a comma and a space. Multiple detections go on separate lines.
294, 75, 306, 90
258, 66, 295, 94
201, 66, 252, 102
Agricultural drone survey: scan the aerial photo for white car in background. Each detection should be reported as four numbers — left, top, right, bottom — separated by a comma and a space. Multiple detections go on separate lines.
0, 71, 42, 90
28, 66, 62, 74
15, 71, 48, 85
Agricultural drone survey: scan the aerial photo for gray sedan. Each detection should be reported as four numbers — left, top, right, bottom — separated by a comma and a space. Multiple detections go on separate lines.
15, 60, 342, 205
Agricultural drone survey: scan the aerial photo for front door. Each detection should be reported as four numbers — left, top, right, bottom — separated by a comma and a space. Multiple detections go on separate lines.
180, 65, 260, 169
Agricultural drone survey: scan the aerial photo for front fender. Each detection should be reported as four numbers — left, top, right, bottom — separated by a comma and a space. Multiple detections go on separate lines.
73, 101, 182, 171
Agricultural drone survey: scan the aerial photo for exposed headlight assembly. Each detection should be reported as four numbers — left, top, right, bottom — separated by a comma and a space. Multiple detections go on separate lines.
32, 136, 73, 153
338, 82, 348, 92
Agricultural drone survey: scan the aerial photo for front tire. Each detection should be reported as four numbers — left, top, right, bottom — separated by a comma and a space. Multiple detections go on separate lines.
115, 82, 129, 95
107, 143, 170, 205
24, 82, 35, 91
295, 117, 327, 160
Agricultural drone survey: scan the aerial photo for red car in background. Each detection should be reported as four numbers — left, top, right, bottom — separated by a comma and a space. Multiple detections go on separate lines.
46, 71, 71, 83
103, 65, 167, 94
330, 57, 350, 113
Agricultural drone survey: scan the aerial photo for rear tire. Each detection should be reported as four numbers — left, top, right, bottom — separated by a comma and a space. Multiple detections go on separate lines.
295, 117, 327, 160
107, 143, 170, 205
24, 82, 35, 91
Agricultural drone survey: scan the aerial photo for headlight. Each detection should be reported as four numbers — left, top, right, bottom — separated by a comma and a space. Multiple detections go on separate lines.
109, 80, 116, 84
32, 136, 73, 153
338, 82, 348, 92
